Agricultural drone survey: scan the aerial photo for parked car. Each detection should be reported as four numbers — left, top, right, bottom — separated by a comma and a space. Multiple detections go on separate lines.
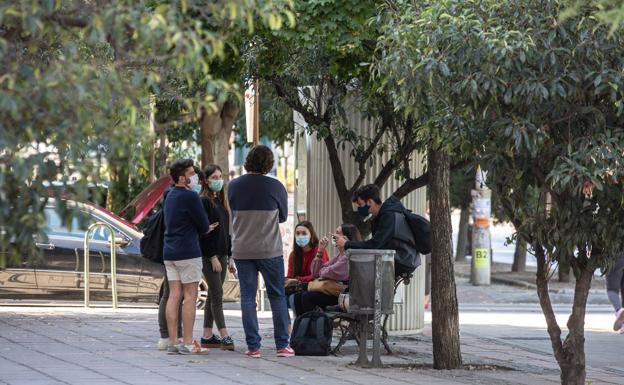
0, 197, 212, 307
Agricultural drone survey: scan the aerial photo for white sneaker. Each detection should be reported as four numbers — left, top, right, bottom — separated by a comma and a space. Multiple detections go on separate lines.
158, 338, 170, 350
614, 308, 624, 331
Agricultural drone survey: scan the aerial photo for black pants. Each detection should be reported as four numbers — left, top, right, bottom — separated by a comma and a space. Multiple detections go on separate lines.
606, 256, 624, 312
158, 276, 182, 339
293, 291, 338, 316
395, 261, 416, 278
202, 255, 228, 330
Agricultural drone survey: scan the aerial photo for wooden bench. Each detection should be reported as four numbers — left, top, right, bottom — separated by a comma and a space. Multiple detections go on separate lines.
327, 272, 413, 355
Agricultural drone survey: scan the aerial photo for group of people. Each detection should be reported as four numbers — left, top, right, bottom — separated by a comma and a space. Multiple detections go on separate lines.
152, 144, 423, 356
149, 141, 624, 359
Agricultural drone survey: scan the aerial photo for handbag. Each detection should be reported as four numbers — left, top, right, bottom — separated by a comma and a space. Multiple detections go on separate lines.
285, 280, 307, 297
307, 278, 346, 297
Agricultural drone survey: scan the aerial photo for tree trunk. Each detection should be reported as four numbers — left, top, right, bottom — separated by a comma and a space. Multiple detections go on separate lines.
512, 237, 527, 272
535, 246, 592, 385
455, 207, 470, 262
108, 161, 129, 213
199, 101, 239, 180
158, 124, 167, 176
559, 261, 571, 283
428, 148, 462, 369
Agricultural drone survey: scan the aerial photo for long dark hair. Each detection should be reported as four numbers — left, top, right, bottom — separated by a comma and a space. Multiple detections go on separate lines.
292, 221, 320, 277
340, 223, 362, 242
200, 164, 228, 211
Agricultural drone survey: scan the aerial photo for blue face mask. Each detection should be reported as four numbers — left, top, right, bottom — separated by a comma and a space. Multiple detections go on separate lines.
190, 184, 202, 194
209, 179, 224, 192
295, 235, 310, 248
357, 204, 370, 218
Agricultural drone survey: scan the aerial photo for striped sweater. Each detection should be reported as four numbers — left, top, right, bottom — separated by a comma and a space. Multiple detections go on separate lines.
227, 174, 288, 259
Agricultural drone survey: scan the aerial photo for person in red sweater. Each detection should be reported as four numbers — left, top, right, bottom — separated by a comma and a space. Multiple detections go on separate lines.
285, 221, 328, 290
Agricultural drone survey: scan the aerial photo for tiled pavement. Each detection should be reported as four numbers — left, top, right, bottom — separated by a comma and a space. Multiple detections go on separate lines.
0, 306, 621, 385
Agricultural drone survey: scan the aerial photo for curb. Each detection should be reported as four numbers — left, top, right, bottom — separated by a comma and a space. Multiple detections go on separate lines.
490, 275, 604, 295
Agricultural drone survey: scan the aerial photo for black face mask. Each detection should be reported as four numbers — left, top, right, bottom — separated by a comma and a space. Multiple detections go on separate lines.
357, 204, 370, 218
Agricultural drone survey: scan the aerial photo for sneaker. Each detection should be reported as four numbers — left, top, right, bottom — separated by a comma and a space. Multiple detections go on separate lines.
177, 340, 209, 355
158, 338, 170, 351
614, 308, 624, 331
245, 349, 261, 358
200, 335, 222, 349
221, 336, 235, 351
276, 346, 295, 357
166, 345, 179, 355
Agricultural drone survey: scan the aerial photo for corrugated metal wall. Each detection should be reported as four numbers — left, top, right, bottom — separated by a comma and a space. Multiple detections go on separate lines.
294, 108, 426, 334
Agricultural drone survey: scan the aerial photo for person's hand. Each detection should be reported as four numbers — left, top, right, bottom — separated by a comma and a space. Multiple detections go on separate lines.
211, 257, 222, 273
227, 257, 236, 274
207, 222, 219, 233
319, 236, 330, 253
334, 234, 347, 249
284, 278, 298, 287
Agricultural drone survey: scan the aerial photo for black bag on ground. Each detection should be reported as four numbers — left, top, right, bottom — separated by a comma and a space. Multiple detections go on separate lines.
403, 211, 432, 254
140, 209, 165, 264
290, 310, 332, 356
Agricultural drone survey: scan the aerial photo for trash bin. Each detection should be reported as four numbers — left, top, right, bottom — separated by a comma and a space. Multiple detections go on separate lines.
348, 249, 395, 315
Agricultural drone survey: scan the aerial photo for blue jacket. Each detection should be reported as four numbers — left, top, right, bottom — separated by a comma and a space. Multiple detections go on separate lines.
163, 187, 209, 261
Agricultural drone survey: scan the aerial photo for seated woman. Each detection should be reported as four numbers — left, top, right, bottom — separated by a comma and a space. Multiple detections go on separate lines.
285, 221, 329, 293
292, 223, 362, 316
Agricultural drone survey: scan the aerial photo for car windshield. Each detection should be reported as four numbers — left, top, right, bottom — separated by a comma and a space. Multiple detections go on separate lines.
44, 200, 142, 240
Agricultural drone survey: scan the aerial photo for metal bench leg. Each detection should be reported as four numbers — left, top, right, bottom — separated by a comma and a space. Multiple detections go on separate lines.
332, 321, 351, 355
381, 314, 393, 354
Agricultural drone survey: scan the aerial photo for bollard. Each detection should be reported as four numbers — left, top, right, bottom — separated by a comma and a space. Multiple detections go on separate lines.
471, 167, 491, 286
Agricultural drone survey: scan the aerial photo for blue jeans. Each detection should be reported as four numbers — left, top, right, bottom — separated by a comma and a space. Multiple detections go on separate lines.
235, 256, 290, 351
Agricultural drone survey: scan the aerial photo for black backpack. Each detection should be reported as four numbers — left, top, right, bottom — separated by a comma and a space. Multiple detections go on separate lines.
290, 311, 332, 356
403, 211, 432, 255
140, 209, 165, 264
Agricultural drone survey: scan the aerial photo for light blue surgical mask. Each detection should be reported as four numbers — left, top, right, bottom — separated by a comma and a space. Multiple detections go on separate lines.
190, 184, 202, 194
209, 179, 224, 192
295, 235, 310, 248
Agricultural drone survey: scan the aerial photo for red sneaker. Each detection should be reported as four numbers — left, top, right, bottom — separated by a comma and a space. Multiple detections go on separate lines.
245, 349, 261, 358
276, 346, 295, 357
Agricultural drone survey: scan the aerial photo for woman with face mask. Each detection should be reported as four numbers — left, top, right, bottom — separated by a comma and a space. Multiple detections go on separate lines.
285, 221, 329, 290
198, 164, 236, 351
291, 224, 362, 316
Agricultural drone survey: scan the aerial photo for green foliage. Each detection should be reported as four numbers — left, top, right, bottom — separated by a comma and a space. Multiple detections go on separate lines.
376, 0, 624, 271
0, 0, 294, 263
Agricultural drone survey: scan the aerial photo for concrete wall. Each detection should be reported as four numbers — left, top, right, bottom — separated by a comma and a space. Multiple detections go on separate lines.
293, 108, 426, 334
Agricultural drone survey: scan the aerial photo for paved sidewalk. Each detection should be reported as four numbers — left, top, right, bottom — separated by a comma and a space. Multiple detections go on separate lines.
0, 306, 621, 385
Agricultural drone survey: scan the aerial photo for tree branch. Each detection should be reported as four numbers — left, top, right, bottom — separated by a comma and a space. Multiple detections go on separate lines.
47, 13, 89, 28
350, 127, 386, 194
393, 158, 471, 199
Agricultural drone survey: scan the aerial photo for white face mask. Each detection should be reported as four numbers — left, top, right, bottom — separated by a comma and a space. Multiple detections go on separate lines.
188, 174, 199, 187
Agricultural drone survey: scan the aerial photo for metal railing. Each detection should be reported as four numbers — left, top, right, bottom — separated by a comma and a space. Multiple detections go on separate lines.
83, 222, 118, 309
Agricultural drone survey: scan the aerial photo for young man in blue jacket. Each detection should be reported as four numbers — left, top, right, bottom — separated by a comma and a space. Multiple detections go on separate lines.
163, 159, 214, 354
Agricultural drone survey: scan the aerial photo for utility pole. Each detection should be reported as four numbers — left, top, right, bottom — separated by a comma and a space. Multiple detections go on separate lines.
471, 166, 491, 285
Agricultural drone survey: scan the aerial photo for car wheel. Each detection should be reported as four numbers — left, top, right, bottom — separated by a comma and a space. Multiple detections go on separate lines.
197, 277, 208, 310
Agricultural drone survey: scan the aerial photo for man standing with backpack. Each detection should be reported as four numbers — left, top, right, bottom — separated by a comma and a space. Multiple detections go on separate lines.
162, 159, 214, 354
335, 184, 430, 277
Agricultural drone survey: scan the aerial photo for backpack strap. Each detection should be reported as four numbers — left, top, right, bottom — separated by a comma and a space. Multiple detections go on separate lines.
294, 317, 311, 340
315, 316, 329, 349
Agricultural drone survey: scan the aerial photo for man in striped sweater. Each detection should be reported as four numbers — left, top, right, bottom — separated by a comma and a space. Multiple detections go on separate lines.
228, 145, 293, 358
